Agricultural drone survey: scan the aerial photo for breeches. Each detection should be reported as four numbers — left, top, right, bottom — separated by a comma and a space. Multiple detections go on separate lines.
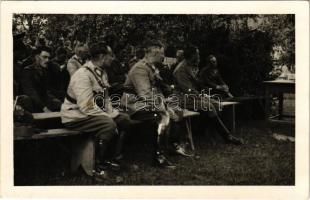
63, 113, 132, 141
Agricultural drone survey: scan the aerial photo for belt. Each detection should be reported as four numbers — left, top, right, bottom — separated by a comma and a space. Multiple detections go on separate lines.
66, 93, 77, 104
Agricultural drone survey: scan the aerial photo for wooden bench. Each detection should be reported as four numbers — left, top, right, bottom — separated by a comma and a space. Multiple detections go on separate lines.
14, 113, 95, 176
181, 102, 239, 151
221, 101, 240, 134
18, 110, 197, 175
32, 112, 62, 120
14, 104, 239, 174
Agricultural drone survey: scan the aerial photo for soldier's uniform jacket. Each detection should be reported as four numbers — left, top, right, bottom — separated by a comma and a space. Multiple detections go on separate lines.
199, 66, 226, 90
173, 60, 201, 95
121, 59, 166, 116
21, 63, 60, 112
173, 60, 219, 113
61, 61, 119, 123
67, 54, 84, 76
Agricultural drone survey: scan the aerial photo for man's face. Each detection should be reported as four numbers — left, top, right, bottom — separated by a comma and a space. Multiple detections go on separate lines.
101, 53, 114, 68
99, 47, 114, 68
37, 51, 50, 68
176, 50, 184, 62
76, 47, 89, 60
210, 56, 217, 66
151, 47, 165, 65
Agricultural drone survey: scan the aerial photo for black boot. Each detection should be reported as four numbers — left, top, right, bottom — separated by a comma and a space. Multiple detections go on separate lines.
97, 160, 121, 171
95, 139, 121, 173
152, 122, 176, 169
113, 131, 126, 162
171, 142, 194, 157
153, 151, 176, 169
224, 134, 244, 145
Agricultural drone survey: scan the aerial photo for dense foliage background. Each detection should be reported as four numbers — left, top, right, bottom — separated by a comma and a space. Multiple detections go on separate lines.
13, 14, 295, 96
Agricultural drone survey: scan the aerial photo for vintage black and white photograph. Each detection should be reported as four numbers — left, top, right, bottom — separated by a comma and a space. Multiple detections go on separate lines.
11, 12, 297, 186
1, 2, 308, 198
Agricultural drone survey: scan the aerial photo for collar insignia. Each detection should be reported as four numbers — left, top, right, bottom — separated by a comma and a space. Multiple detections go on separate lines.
95, 68, 102, 77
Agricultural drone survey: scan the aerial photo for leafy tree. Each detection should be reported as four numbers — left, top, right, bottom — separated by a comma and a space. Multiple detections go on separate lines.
13, 14, 295, 95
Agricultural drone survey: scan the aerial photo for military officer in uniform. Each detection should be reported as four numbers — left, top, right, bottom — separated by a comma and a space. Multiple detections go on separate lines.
121, 40, 186, 169
67, 43, 89, 76
61, 42, 133, 177
21, 46, 62, 112
173, 44, 243, 145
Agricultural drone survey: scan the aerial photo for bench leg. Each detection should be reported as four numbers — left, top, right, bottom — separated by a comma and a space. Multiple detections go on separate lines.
222, 105, 236, 133
70, 136, 95, 176
185, 118, 195, 151
232, 105, 236, 133
265, 88, 271, 120
278, 93, 284, 120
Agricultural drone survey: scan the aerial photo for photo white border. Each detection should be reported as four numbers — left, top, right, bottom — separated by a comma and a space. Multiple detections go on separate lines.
1, 1, 309, 199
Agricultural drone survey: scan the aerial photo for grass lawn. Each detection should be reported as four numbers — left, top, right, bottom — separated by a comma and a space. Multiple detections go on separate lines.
14, 119, 295, 185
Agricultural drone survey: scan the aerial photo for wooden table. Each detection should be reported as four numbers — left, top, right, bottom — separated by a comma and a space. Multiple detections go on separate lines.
263, 80, 295, 121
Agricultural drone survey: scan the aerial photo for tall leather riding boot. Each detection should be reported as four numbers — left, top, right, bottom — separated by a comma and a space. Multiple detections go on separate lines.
114, 130, 126, 160
95, 139, 108, 166
153, 130, 176, 169
95, 139, 120, 171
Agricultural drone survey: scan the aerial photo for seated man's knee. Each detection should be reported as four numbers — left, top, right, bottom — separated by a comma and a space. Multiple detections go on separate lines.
48, 98, 62, 111
96, 117, 117, 141
17, 95, 34, 112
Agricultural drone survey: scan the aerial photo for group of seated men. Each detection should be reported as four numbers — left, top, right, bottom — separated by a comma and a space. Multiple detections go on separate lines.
14, 37, 243, 178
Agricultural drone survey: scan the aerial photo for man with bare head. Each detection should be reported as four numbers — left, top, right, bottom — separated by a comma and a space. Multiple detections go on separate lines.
67, 43, 89, 76
173, 44, 243, 145
21, 46, 62, 112
61, 42, 133, 178
121, 40, 183, 169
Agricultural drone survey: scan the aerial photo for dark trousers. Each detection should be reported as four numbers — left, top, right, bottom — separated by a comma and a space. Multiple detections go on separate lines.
19, 95, 62, 113
198, 111, 231, 142
64, 113, 132, 163
169, 121, 187, 145
130, 111, 170, 156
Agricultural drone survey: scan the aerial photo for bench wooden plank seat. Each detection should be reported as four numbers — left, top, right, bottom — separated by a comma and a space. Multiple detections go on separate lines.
16, 104, 238, 175
221, 101, 239, 134
15, 127, 94, 176
221, 101, 239, 106
32, 112, 61, 120
14, 128, 80, 141
32, 129, 83, 139
181, 102, 239, 151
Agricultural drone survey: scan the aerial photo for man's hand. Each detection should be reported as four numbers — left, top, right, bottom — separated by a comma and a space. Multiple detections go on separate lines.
110, 109, 120, 119
43, 107, 52, 113
222, 85, 229, 92
216, 85, 229, 92
14, 105, 25, 116
216, 85, 224, 91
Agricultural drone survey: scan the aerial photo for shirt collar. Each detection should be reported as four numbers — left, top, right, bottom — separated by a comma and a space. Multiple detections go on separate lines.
142, 58, 157, 72
83, 61, 110, 87
87, 60, 101, 71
